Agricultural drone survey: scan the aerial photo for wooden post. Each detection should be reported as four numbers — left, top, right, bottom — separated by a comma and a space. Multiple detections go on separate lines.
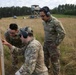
0, 57, 2, 75
0, 32, 5, 75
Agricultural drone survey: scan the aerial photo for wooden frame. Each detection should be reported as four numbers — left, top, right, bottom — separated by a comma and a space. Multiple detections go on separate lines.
0, 34, 5, 75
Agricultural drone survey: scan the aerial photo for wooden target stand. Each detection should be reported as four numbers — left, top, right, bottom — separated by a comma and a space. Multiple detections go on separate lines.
0, 35, 5, 75
0, 58, 2, 75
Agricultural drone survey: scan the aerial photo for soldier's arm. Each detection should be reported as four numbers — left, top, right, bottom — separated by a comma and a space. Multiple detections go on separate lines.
18, 44, 39, 75
54, 21, 66, 46
11, 46, 25, 55
2, 39, 25, 55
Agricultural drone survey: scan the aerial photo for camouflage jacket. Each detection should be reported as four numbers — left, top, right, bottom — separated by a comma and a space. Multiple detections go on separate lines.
11, 38, 48, 75
4, 29, 25, 48
43, 15, 66, 46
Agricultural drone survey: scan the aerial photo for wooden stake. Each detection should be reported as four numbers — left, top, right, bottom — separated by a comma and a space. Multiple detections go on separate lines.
0, 32, 5, 75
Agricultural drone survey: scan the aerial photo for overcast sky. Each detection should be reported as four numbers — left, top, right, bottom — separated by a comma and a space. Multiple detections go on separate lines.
0, 0, 76, 9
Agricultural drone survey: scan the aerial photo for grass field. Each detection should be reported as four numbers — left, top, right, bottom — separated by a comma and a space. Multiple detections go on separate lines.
0, 15, 76, 75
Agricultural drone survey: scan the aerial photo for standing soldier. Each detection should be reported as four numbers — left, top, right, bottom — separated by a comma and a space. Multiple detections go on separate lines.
4, 23, 25, 70
2, 26, 48, 75
39, 6, 66, 75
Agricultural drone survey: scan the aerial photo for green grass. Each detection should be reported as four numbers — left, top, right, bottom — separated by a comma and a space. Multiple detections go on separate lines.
1, 15, 76, 75
52, 14, 76, 18
2, 14, 76, 19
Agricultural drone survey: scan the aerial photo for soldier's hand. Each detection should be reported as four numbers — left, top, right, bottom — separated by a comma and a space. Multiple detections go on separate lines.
2, 39, 13, 49
15, 71, 20, 75
2, 39, 8, 45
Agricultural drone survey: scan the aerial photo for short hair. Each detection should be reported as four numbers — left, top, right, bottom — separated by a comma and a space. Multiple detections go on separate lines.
9, 23, 18, 30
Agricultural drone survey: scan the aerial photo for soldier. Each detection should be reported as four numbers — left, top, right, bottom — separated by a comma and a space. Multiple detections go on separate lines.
2, 26, 48, 75
5, 23, 25, 48
39, 6, 66, 75
4, 23, 25, 69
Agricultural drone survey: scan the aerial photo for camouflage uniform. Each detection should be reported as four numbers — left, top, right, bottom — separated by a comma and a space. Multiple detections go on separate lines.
43, 15, 66, 75
12, 38, 48, 75
5, 29, 25, 48
4, 29, 25, 69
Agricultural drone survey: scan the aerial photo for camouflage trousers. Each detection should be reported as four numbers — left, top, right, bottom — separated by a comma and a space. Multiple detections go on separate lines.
43, 41, 60, 75
11, 51, 18, 70
32, 71, 48, 75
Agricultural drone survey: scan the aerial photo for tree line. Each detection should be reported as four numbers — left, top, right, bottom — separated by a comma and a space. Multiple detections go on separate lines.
51, 4, 76, 15
0, 6, 31, 18
0, 4, 76, 18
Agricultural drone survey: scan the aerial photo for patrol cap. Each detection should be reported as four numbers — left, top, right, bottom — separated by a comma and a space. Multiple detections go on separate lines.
20, 26, 33, 38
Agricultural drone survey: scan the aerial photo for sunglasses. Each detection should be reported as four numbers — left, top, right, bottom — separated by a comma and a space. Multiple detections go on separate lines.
40, 15, 46, 17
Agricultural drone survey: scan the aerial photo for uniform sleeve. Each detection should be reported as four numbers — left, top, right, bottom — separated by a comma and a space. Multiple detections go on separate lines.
19, 44, 39, 75
11, 46, 25, 55
54, 21, 66, 46
4, 31, 11, 43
